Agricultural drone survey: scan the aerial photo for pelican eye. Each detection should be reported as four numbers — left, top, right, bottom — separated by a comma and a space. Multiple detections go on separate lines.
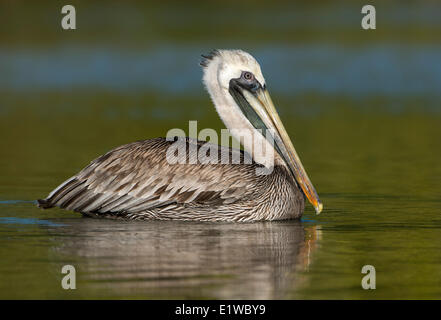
242, 71, 254, 81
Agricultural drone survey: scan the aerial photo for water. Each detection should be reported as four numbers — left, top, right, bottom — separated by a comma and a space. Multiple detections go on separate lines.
2, 45, 441, 98
1, 1, 441, 299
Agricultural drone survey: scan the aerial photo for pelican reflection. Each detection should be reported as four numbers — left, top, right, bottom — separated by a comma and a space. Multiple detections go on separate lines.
52, 219, 320, 299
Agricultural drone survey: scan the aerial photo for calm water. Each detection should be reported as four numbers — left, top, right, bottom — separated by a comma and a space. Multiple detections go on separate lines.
1, 1, 441, 299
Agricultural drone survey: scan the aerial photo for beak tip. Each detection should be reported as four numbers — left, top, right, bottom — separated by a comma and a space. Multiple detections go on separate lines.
315, 202, 323, 215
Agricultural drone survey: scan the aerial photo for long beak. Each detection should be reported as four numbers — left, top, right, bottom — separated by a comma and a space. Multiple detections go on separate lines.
241, 87, 323, 214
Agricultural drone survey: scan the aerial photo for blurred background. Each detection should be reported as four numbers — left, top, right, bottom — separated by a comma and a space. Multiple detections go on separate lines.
0, 0, 440, 299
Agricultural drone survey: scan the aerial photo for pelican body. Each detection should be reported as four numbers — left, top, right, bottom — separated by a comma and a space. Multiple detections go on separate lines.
38, 50, 322, 222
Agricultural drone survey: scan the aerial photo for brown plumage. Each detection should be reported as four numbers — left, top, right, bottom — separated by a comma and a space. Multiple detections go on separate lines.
38, 138, 304, 222
38, 49, 322, 221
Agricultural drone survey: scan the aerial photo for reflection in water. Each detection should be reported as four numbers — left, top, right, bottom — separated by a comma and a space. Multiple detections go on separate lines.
53, 219, 319, 299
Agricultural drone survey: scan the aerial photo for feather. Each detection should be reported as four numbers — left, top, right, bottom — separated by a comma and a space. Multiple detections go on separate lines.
38, 138, 281, 220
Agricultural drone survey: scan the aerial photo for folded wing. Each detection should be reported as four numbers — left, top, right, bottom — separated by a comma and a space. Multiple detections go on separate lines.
38, 138, 261, 217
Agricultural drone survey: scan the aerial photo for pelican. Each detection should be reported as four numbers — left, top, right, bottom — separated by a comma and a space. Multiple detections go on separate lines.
37, 49, 322, 222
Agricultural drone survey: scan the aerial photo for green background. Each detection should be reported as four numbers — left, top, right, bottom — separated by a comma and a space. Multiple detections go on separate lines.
0, 0, 440, 299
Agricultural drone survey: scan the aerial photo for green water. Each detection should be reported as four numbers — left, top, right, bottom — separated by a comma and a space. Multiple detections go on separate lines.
1, 1, 441, 299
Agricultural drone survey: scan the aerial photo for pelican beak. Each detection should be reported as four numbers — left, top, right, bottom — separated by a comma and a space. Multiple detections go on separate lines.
230, 82, 323, 214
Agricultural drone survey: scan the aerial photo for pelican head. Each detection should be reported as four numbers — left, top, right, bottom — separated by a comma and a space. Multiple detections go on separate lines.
200, 49, 323, 214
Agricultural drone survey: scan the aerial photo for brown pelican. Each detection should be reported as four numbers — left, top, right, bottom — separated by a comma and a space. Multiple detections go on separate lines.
38, 49, 322, 222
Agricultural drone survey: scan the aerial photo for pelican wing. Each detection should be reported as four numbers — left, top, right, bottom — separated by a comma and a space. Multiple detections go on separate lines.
38, 138, 260, 217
